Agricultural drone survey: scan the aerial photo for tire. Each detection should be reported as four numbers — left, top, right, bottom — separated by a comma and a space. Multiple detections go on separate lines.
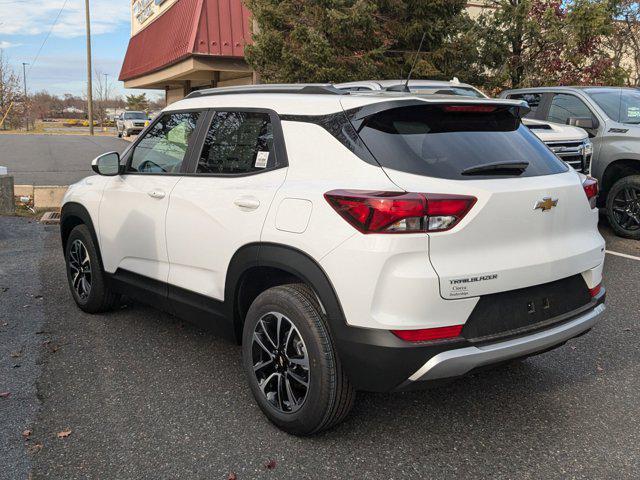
117, 130, 122, 138
242, 284, 355, 436
65, 224, 120, 313
606, 175, 640, 239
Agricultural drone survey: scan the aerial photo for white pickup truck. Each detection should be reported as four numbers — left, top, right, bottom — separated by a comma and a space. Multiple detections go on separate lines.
335, 80, 592, 173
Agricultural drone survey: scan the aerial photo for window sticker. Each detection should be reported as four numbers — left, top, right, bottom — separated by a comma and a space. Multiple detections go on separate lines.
255, 151, 269, 168
627, 107, 640, 118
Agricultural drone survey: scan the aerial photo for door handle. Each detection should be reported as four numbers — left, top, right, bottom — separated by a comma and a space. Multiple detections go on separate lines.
147, 189, 166, 199
234, 196, 260, 211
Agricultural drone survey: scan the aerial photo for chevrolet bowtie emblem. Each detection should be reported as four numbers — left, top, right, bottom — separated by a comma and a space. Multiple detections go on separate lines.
534, 197, 558, 211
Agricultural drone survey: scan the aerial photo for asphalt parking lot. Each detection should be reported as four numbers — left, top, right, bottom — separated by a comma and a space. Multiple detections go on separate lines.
0, 135, 129, 185
1, 217, 639, 479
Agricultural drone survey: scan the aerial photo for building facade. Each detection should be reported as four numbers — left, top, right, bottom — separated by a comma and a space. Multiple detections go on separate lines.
119, 0, 254, 105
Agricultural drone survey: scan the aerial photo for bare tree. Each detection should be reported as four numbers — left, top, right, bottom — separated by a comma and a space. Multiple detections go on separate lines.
0, 49, 22, 130
93, 69, 114, 128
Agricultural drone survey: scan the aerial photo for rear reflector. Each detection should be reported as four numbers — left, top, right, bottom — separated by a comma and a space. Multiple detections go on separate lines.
583, 177, 598, 209
589, 283, 602, 297
324, 190, 476, 234
391, 325, 464, 342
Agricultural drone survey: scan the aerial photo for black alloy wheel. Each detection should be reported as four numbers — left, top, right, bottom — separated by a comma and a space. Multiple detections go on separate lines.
251, 311, 310, 413
607, 175, 640, 239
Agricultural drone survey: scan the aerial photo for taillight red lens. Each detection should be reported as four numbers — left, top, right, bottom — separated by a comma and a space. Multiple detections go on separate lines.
583, 177, 598, 209
324, 190, 476, 234
589, 283, 602, 297
391, 325, 464, 342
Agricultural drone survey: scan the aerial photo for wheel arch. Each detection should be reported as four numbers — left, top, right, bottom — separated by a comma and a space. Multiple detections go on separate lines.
225, 243, 347, 343
600, 158, 640, 203
60, 202, 103, 267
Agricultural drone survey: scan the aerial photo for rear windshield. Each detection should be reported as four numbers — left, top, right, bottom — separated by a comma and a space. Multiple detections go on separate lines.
356, 104, 567, 179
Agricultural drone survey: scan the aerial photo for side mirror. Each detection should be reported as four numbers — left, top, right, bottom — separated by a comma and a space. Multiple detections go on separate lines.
568, 116, 599, 130
91, 152, 121, 176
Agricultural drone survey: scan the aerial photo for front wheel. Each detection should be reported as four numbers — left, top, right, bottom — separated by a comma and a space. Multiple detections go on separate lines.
65, 225, 120, 313
606, 175, 640, 239
242, 284, 355, 436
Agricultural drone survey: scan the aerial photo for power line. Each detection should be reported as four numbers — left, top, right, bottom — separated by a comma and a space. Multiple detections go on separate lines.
27, 0, 70, 74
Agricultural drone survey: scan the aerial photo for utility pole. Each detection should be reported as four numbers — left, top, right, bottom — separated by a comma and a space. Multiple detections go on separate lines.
22, 62, 28, 132
85, 0, 94, 135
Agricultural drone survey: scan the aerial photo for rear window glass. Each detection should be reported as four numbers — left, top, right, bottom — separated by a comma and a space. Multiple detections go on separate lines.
356, 105, 567, 180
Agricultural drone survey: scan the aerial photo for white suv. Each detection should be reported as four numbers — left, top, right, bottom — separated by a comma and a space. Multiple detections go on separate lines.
60, 84, 606, 435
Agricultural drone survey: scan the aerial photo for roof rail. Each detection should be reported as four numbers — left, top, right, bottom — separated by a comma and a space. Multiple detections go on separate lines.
186, 83, 347, 99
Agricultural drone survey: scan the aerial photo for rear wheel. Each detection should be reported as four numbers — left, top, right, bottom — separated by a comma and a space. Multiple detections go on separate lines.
65, 225, 120, 313
606, 175, 640, 239
242, 284, 355, 436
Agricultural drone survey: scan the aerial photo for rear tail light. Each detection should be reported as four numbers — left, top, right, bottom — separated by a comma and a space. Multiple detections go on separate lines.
589, 283, 602, 297
583, 176, 598, 209
391, 325, 464, 342
324, 190, 476, 234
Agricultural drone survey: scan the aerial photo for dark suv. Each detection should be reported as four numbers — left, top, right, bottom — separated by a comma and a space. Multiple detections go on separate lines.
501, 87, 640, 239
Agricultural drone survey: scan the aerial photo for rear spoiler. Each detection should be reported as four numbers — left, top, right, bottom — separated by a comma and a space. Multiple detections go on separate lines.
345, 99, 530, 129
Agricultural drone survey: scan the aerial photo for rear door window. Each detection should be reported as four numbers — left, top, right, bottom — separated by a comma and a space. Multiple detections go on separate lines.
196, 111, 277, 175
355, 104, 567, 180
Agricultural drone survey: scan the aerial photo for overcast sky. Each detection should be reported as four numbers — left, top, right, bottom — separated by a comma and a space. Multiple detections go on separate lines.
0, 0, 162, 100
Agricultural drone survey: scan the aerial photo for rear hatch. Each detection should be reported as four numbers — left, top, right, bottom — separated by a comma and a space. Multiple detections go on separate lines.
344, 99, 605, 299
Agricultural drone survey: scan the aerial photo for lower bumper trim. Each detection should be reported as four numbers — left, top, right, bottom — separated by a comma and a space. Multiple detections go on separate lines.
407, 303, 605, 382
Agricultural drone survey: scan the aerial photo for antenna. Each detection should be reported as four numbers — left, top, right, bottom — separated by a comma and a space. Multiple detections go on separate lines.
405, 32, 427, 91
387, 32, 427, 92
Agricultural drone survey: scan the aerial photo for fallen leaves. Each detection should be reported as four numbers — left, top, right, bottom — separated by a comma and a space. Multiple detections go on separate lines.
0, 392, 10, 398
11, 349, 23, 358
265, 459, 277, 470
227, 473, 237, 480
27, 443, 43, 454
57, 429, 72, 439
22, 429, 32, 439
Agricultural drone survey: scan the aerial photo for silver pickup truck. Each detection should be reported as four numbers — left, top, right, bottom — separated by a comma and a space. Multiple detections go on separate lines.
501, 86, 640, 239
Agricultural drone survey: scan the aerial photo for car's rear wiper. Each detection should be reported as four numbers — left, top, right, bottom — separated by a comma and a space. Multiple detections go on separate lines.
461, 161, 529, 176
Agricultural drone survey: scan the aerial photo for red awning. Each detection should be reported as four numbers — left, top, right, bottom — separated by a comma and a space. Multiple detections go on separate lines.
119, 0, 251, 82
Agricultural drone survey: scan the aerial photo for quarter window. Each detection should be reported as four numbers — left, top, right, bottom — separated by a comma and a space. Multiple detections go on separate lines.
547, 94, 592, 125
129, 112, 200, 173
196, 111, 275, 174
507, 93, 542, 117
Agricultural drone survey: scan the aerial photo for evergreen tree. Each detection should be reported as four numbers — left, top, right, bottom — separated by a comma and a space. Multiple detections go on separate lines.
244, 0, 470, 83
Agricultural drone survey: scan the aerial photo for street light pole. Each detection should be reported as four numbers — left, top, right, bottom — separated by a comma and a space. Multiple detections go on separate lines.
85, 0, 94, 136
103, 73, 108, 130
22, 62, 28, 132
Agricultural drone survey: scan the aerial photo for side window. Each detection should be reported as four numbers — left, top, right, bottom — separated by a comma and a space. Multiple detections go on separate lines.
508, 93, 542, 117
547, 94, 592, 125
196, 111, 275, 174
129, 112, 200, 173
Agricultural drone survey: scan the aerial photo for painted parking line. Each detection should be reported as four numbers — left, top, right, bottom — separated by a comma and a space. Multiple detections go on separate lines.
606, 250, 640, 262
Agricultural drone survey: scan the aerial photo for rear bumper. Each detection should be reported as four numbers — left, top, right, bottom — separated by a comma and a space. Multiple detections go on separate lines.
334, 291, 605, 392
404, 302, 605, 385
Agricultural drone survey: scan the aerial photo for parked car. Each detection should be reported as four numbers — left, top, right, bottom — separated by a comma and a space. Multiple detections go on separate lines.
500, 87, 640, 238
336, 80, 593, 173
116, 111, 149, 138
60, 84, 606, 435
